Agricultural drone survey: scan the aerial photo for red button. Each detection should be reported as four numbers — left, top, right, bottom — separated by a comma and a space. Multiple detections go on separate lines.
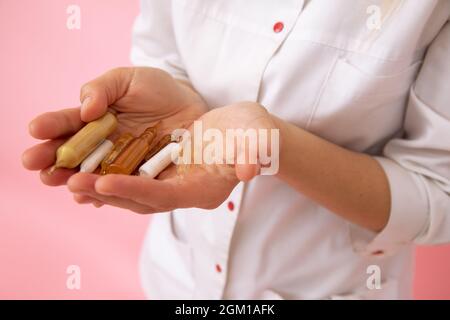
273, 21, 284, 33
372, 250, 385, 256
215, 264, 222, 273
227, 201, 235, 211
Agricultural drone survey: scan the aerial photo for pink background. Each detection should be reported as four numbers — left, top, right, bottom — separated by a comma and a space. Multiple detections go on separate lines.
0, 0, 449, 299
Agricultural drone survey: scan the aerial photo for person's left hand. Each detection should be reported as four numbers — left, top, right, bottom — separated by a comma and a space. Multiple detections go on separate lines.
69, 102, 278, 213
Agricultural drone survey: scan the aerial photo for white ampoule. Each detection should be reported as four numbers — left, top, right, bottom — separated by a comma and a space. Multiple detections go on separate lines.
139, 142, 181, 178
80, 140, 114, 173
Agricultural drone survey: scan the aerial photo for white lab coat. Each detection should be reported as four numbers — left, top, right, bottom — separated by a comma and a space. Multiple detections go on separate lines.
131, 0, 450, 299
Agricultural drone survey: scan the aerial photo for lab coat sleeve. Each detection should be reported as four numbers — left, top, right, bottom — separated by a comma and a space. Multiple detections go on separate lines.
351, 21, 450, 257
130, 0, 188, 81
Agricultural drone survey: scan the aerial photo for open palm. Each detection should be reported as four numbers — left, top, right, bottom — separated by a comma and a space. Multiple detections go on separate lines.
61, 103, 272, 214
23, 68, 272, 214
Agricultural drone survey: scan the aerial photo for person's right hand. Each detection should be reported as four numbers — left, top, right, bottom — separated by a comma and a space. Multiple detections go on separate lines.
22, 67, 208, 188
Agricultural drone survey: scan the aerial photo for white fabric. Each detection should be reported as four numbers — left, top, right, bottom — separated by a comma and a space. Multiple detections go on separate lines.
132, 0, 450, 299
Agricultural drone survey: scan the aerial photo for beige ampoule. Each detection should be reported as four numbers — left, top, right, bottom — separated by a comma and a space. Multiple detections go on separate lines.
50, 112, 117, 172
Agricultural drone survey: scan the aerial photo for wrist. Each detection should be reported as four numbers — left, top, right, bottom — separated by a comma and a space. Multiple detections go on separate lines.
268, 113, 307, 181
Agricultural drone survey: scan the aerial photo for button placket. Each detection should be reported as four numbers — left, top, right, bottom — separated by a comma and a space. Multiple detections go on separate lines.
210, 182, 245, 297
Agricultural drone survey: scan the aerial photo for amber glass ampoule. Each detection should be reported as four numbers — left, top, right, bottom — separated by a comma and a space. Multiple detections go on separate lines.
100, 132, 134, 175
105, 126, 157, 175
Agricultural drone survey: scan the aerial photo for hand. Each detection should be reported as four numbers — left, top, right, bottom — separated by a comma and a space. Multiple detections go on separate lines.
63, 102, 277, 214
22, 67, 208, 189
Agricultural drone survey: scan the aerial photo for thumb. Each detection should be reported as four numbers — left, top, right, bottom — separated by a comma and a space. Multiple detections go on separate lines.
233, 136, 261, 181
235, 163, 260, 182
79, 67, 134, 122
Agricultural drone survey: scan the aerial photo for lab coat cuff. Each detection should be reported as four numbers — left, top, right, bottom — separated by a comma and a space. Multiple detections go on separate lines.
349, 157, 429, 257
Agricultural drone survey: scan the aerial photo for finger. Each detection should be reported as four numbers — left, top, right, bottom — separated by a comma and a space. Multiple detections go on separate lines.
75, 191, 153, 214
73, 193, 104, 207
94, 174, 185, 210
29, 108, 84, 140
73, 193, 94, 204
67, 172, 101, 194
40, 167, 77, 186
22, 139, 65, 170
80, 67, 134, 122
67, 172, 153, 213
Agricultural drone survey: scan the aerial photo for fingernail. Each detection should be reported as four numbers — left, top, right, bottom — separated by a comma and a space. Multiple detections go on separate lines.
81, 96, 92, 111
